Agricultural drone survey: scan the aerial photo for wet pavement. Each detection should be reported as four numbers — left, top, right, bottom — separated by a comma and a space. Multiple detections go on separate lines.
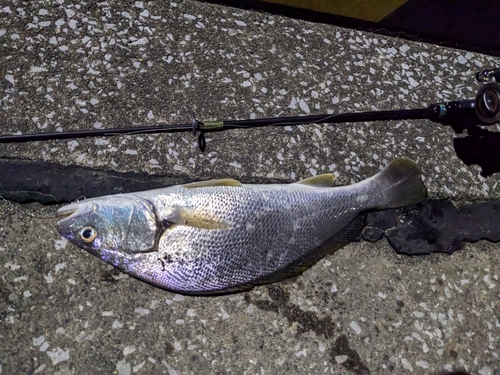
1, 1, 499, 374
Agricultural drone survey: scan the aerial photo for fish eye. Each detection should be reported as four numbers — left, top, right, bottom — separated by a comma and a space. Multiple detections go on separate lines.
79, 226, 98, 243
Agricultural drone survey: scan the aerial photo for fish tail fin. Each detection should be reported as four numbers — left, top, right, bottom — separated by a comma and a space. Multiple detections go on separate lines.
372, 158, 427, 209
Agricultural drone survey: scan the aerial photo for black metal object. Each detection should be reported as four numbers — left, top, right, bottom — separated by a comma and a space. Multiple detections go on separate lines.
1, 69, 500, 151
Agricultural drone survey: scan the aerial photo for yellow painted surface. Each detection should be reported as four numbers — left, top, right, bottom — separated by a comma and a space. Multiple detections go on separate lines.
262, 0, 408, 22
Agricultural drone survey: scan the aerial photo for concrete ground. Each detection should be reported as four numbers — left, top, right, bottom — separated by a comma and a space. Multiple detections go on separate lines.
1, 1, 499, 374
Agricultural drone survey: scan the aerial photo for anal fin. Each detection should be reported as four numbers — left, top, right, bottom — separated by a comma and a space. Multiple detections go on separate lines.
167, 216, 366, 295
253, 214, 367, 286
181, 284, 256, 296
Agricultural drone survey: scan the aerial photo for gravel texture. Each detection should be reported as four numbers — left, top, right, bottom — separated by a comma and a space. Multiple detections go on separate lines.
1, 1, 499, 374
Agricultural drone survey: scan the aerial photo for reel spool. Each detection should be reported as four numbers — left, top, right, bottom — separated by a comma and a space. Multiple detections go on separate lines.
475, 82, 500, 124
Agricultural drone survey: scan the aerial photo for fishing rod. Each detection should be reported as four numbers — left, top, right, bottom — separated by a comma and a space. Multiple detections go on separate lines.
1, 68, 500, 152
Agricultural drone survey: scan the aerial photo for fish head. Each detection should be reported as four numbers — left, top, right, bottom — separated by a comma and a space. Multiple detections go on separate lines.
56, 195, 160, 259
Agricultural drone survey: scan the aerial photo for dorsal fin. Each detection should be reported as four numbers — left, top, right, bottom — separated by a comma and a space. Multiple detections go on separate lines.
182, 178, 242, 188
295, 173, 335, 187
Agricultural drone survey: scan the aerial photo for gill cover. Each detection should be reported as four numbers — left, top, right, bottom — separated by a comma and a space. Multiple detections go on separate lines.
56, 194, 161, 254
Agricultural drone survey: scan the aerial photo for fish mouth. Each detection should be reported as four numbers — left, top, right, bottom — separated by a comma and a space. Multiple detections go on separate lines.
55, 202, 93, 238
56, 206, 78, 219
56, 202, 90, 221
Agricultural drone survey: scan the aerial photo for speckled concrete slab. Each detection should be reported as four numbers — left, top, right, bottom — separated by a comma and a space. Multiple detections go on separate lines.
1, 0, 499, 199
1, 1, 499, 374
1, 204, 499, 374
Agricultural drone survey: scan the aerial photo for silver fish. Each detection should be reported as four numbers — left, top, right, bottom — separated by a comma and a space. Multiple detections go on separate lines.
56, 158, 426, 295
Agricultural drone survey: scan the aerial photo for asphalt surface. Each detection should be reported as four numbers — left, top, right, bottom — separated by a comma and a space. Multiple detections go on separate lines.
1, 1, 499, 374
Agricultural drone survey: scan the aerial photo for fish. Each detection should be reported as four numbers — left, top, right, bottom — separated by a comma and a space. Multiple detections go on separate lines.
56, 158, 427, 295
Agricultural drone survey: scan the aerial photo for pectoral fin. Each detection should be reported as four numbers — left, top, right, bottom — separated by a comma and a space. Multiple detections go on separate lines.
295, 173, 335, 187
182, 178, 242, 188
168, 207, 231, 230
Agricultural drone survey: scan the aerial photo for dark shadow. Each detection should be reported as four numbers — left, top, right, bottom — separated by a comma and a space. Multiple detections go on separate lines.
453, 130, 500, 177
204, 0, 500, 57
439, 109, 500, 177
363, 199, 500, 256
0, 158, 189, 204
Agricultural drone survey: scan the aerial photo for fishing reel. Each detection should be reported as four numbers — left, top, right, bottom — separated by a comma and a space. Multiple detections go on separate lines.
474, 67, 500, 124
427, 67, 500, 130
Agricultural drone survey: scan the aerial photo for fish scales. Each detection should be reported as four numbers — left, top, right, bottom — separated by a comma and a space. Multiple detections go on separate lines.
139, 184, 363, 291
56, 158, 427, 294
